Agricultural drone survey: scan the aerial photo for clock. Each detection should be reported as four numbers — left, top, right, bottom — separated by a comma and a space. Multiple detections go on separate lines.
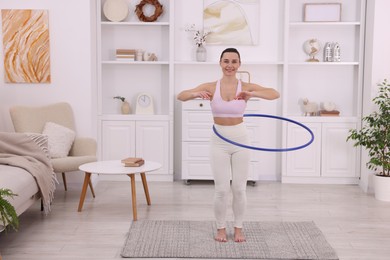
136, 93, 154, 114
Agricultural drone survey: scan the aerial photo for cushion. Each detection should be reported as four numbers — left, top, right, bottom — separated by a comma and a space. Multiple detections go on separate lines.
42, 122, 76, 158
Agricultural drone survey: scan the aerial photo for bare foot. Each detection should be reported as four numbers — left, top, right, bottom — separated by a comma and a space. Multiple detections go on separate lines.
234, 227, 246, 242
215, 228, 227, 242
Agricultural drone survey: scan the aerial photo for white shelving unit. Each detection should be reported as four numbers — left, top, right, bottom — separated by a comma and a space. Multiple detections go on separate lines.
95, 0, 366, 184
281, 0, 366, 184
96, 0, 173, 181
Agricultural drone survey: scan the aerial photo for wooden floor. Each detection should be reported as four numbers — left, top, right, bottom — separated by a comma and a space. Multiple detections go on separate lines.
1, 180, 390, 260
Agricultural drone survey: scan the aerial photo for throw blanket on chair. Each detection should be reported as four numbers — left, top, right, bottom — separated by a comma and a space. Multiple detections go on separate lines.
0, 132, 56, 214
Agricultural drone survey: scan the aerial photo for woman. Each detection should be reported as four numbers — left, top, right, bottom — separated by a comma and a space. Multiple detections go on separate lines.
177, 48, 280, 242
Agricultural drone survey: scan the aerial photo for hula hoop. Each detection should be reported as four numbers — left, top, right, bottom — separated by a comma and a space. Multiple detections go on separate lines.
212, 114, 314, 152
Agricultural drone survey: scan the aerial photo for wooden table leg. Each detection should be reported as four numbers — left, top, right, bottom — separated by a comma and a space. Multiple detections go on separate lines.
78, 172, 91, 212
140, 172, 151, 205
88, 179, 96, 198
128, 174, 137, 221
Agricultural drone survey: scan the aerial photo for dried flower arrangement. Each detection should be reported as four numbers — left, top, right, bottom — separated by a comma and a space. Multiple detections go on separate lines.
185, 24, 211, 47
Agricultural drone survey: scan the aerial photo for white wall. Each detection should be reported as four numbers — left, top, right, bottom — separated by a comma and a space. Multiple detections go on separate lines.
360, 0, 390, 193
0, 0, 96, 138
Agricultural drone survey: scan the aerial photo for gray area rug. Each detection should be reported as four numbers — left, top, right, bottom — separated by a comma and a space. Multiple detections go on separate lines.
121, 220, 338, 259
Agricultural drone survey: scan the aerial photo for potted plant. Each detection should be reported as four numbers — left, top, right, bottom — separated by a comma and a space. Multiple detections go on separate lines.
347, 79, 390, 201
113, 96, 131, 114
0, 188, 19, 232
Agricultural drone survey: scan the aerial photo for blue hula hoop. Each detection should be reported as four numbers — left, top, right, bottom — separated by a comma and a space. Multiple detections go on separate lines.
212, 114, 314, 152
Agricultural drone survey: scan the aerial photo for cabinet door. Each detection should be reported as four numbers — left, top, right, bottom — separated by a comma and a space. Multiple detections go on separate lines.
101, 121, 136, 160
136, 121, 169, 175
286, 123, 321, 177
321, 123, 357, 177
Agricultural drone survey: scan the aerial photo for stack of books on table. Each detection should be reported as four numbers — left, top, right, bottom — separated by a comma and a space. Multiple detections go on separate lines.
319, 110, 340, 116
116, 49, 136, 61
121, 157, 145, 167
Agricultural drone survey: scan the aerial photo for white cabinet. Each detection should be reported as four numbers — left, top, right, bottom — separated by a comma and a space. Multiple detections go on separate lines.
101, 121, 136, 160
96, 0, 173, 180
101, 120, 169, 179
181, 99, 263, 183
284, 120, 359, 184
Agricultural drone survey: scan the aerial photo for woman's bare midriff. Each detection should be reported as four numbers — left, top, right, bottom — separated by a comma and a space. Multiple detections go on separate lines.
213, 117, 243, 126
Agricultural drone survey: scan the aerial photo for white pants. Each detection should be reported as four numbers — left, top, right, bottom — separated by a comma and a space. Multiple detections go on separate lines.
210, 122, 250, 229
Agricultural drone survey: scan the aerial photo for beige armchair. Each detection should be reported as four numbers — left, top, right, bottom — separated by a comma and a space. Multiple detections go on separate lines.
9, 102, 97, 196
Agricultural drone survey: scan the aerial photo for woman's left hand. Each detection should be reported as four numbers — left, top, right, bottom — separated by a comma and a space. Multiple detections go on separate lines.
235, 91, 252, 101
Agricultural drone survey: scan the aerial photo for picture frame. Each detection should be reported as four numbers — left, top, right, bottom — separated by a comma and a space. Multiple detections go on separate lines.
304, 3, 342, 22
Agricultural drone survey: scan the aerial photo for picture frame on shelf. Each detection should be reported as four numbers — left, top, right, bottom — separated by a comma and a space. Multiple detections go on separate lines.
303, 3, 342, 22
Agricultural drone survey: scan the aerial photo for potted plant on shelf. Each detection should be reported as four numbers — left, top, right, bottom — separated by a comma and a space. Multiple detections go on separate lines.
0, 188, 19, 232
113, 96, 131, 114
347, 79, 390, 201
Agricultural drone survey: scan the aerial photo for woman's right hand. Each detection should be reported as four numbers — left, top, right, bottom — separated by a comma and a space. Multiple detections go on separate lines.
195, 91, 212, 100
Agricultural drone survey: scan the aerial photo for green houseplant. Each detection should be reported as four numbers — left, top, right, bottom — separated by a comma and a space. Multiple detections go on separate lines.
347, 79, 390, 200
0, 188, 19, 232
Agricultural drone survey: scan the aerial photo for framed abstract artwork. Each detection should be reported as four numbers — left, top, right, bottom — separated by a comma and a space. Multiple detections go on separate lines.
1, 9, 51, 83
203, 0, 260, 45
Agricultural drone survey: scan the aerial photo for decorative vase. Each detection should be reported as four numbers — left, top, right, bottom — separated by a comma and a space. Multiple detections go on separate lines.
121, 101, 131, 114
374, 174, 390, 201
196, 45, 207, 62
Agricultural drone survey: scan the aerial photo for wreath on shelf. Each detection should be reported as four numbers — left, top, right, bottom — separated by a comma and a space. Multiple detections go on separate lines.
135, 0, 163, 22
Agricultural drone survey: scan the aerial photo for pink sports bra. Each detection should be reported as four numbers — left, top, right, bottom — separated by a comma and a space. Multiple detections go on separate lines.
210, 80, 246, 118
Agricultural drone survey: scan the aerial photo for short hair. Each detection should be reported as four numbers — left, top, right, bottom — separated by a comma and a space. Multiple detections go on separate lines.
219, 48, 241, 62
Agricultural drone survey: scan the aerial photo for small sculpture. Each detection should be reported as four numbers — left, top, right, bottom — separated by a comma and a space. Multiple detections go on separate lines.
332, 42, 341, 62
323, 42, 341, 62
302, 98, 318, 116
143, 52, 158, 61
324, 42, 333, 62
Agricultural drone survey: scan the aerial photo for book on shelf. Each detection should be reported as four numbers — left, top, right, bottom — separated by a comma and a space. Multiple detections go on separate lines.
121, 157, 145, 167
116, 57, 135, 61
116, 49, 136, 55
116, 54, 135, 58
319, 110, 340, 116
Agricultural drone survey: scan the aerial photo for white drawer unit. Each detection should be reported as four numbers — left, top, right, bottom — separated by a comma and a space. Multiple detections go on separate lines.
181, 99, 262, 184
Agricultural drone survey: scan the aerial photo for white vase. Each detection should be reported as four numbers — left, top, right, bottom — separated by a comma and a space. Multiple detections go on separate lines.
196, 45, 207, 62
374, 174, 390, 201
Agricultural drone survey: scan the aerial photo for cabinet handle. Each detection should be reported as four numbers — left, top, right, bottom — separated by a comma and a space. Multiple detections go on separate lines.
199, 103, 203, 107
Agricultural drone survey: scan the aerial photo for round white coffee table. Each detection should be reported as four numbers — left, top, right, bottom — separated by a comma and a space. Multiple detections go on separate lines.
78, 160, 161, 221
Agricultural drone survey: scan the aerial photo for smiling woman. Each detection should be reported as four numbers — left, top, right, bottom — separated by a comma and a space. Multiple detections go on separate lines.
177, 48, 279, 243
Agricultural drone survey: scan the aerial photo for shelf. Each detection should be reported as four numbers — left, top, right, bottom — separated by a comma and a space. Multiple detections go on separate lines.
289, 22, 360, 26
288, 62, 359, 66
174, 61, 283, 65
287, 116, 358, 123
102, 61, 169, 65
99, 114, 170, 121
101, 22, 169, 26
